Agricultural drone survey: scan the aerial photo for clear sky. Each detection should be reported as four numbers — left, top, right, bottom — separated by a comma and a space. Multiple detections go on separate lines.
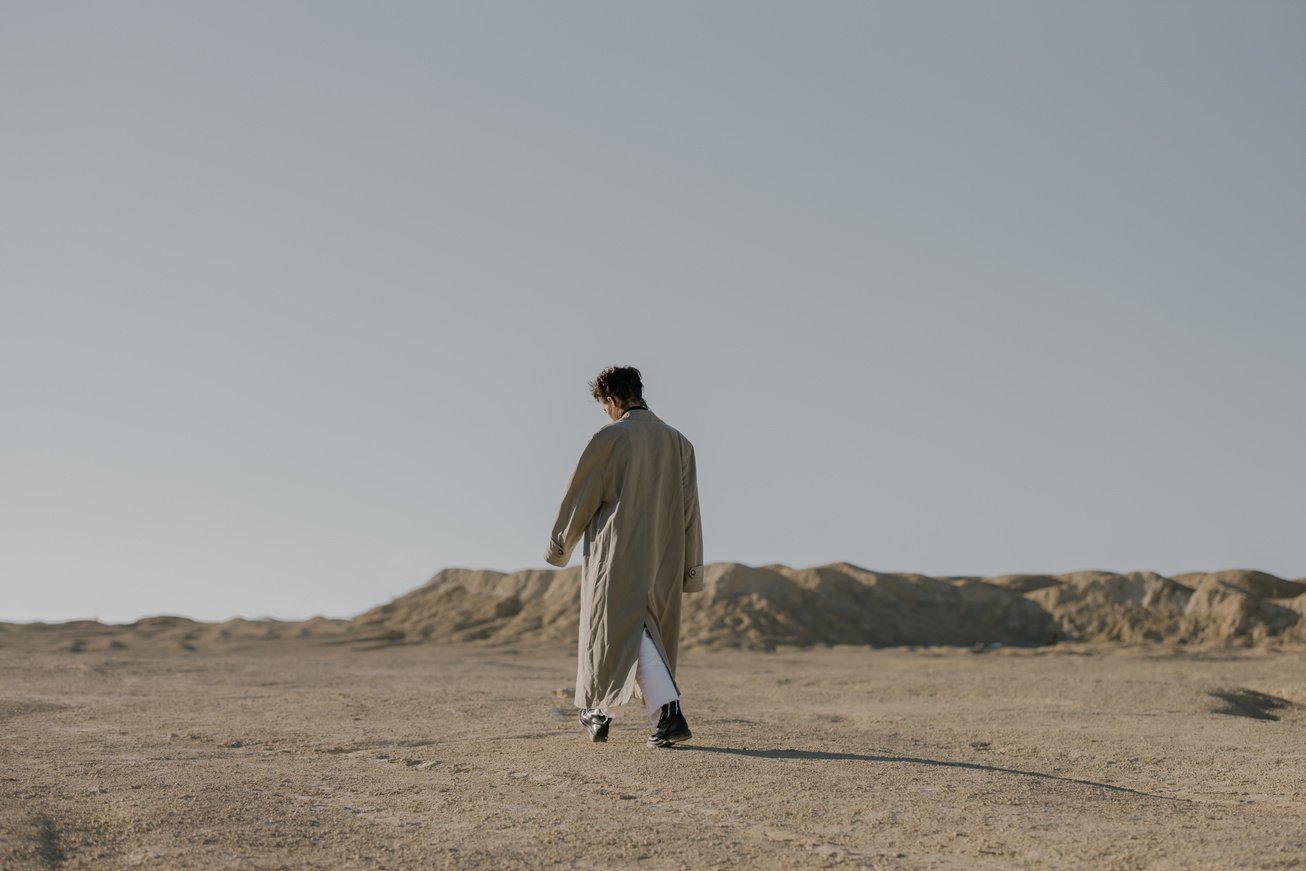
3, 1, 1303, 623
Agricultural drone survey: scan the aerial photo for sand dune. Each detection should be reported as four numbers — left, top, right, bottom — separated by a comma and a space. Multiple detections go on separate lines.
346, 562, 1306, 650
6, 563, 1304, 654
0, 614, 354, 654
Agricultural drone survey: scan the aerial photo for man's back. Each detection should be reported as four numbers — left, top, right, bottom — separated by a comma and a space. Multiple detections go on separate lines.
546, 365, 702, 743
580, 408, 698, 594
546, 399, 703, 719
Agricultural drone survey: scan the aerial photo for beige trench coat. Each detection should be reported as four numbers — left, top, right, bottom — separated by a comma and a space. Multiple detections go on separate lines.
545, 406, 704, 711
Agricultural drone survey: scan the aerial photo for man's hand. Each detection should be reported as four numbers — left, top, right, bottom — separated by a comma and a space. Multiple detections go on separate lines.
544, 538, 568, 567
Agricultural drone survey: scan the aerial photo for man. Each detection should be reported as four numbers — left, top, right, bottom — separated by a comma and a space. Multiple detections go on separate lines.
545, 366, 704, 748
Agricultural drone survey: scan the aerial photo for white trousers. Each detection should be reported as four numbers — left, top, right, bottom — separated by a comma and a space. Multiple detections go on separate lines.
636, 627, 679, 723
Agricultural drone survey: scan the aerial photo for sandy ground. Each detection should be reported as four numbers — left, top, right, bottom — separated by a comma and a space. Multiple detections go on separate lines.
3, 634, 1304, 870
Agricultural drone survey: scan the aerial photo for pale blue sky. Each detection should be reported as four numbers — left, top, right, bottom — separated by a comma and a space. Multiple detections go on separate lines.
2, 1, 1303, 622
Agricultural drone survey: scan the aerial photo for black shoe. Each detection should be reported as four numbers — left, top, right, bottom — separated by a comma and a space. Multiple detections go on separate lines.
647, 699, 692, 748
580, 708, 611, 742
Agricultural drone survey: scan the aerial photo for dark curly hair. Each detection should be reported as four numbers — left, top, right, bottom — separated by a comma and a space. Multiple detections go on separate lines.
589, 366, 644, 406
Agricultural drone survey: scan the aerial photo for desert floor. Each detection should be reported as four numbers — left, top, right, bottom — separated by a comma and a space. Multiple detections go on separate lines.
2, 635, 1303, 870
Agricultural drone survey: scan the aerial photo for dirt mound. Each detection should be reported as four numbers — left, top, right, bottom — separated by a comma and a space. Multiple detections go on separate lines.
350, 567, 582, 647
0, 614, 354, 654
683, 562, 1059, 649
1027, 571, 1303, 645
343, 563, 1306, 650
7, 564, 1302, 652
1173, 569, 1306, 600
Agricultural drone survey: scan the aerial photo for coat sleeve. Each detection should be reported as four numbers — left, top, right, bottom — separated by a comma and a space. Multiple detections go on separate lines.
681, 438, 704, 592
544, 430, 614, 567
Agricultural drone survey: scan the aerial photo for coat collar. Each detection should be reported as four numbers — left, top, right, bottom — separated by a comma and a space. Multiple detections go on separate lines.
621, 405, 651, 419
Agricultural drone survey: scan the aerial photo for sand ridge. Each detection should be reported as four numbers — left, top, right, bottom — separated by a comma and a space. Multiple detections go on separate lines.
345, 562, 1306, 651
5, 563, 1304, 655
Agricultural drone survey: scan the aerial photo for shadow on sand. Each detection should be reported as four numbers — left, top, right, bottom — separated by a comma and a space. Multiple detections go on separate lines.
677, 745, 1188, 802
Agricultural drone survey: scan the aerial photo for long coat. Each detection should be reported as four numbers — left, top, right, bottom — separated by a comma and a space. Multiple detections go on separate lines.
545, 406, 704, 711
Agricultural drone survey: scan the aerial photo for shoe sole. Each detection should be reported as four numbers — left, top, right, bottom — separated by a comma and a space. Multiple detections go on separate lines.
581, 715, 611, 743
646, 729, 692, 748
